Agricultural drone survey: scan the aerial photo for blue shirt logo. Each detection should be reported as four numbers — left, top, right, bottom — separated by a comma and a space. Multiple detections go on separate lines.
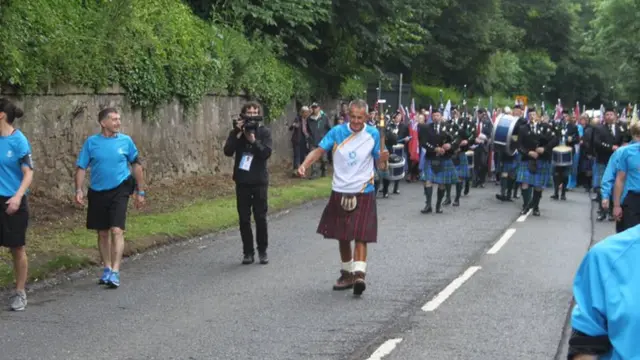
347, 151, 357, 166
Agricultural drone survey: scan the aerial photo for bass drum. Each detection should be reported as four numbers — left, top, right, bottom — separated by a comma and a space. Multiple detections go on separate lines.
491, 114, 519, 156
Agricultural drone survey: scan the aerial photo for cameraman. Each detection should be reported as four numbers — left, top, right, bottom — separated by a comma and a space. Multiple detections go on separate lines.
223, 101, 273, 265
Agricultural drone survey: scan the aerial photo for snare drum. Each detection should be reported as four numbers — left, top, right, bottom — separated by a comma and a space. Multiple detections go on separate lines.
465, 150, 474, 169
552, 145, 573, 167
392, 144, 404, 159
385, 154, 405, 181
491, 114, 518, 155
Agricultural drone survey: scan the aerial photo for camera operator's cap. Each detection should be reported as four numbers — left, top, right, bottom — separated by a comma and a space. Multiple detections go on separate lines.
311, 102, 320, 108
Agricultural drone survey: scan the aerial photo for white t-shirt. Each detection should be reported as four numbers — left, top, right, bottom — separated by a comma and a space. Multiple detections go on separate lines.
319, 123, 381, 193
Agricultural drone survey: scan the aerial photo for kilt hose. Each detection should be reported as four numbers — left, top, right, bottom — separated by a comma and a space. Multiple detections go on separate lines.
517, 159, 553, 188
591, 161, 606, 188
317, 191, 378, 243
420, 159, 459, 184
454, 152, 471, 179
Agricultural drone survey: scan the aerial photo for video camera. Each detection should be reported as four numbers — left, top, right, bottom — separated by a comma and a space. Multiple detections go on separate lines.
233, 113, 263, 133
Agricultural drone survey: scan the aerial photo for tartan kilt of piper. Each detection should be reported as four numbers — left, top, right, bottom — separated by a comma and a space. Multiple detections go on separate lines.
499, 160, 519, 177
317, 191, 378, 243
516, 159, 553, 188
455, 152, 471, 179
592, 161, 606, 188
420, 159, 459, 184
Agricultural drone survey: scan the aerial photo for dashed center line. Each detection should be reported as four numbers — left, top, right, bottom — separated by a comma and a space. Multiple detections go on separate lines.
517, 209, 532, 222
421, 266, 482, 312
487, 228, 516, 254
366, 338, 403, 360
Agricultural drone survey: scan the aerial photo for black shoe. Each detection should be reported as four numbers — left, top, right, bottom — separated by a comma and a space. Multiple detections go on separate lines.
259, 253, 269, 265
550, 194, 559, 200
435, 206, 443, 214
560, 194, 566, 201
597, 213, 606, 221
520, 207, 529, 215
383, 193, 389, 198
421, 206, 432, 214
533, 208, 541, 216
242, 255, 254, 265
393, 190, 400, 195
442, 198, 451, 206
452, 200, 460, 207
496, 194, 505, 201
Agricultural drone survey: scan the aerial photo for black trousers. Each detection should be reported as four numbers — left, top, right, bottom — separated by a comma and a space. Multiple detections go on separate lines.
235, 183, 268, 256
621, 192, 640, 232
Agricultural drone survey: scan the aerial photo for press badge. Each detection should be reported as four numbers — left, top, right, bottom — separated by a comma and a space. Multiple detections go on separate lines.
239, 153, 254, 171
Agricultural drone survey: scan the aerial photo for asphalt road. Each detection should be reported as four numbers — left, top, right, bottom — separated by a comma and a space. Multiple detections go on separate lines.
0, 182, 604, 360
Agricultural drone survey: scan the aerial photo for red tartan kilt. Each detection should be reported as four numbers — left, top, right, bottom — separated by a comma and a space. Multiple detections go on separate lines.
316, 191, 378, 243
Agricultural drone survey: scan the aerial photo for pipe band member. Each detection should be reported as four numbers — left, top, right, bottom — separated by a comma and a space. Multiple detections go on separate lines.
0, 98, 31, 311
74, 108, 146, 289
298, 99, 388, 296
515, 108, 558, 216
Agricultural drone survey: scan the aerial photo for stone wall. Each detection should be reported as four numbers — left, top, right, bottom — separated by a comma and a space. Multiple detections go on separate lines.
1, 86, 340, 199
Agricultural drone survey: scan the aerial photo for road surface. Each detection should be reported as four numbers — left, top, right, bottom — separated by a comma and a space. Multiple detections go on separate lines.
0, 182, 612, 360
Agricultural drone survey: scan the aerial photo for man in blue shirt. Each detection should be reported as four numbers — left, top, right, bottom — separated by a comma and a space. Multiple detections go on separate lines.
74, 108, 146, 289
612, 123, 640, 231
600, 136, 638, 233
568, 224, 640, 359
0, 98, 33, 311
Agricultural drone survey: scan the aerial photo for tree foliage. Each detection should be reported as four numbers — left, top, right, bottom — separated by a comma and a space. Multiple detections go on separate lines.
0, 0, 635, 116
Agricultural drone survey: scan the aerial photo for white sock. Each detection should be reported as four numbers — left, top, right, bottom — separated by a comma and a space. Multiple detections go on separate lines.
341, 260, 353, 272
353, 261, 367, 273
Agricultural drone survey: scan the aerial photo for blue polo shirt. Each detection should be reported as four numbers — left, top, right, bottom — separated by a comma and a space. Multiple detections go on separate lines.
76, 133, 139, 191
571, 224, 640, 359
616, 142, 640, 196
0, 130, 33, 197
601, 141, 638, 202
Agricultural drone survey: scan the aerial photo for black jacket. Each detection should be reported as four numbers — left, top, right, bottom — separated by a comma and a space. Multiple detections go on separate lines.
385, 121, 409, 150
552, 121, 580, 147
517, 122, 558, 162
592, 122, 629, 164
223, 126, 272, 185
419, 121, 460, 160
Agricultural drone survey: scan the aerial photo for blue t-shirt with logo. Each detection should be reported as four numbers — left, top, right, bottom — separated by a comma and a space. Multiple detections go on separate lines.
76, 133, 139, 191
0, 130, 33, 197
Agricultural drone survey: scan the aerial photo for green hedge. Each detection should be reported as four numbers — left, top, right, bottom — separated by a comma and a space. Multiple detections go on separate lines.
0, 0, 320, 120
412, 84, 513, 110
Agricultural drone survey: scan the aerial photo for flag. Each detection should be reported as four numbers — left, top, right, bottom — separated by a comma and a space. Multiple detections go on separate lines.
443, 100, 452, 120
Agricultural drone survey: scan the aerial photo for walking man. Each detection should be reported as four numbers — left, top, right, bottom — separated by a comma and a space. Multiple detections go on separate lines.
298, 99, 388, 296
74, 108, 146, 288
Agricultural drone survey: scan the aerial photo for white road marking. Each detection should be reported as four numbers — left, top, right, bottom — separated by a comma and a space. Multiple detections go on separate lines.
366, 338, 403, 360
487, 228, 516, 254
517, 209, 531, 222
421, 266, 482, 312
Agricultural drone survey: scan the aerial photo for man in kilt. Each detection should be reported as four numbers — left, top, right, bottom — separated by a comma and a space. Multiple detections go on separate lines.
551, 109, 580, 201
448, 108, 476, 206
593, 106, 628, 221
418, 108, 459, 214
297, 99, 388, 296
496, 105, 526, 202
516, 108, 559, 216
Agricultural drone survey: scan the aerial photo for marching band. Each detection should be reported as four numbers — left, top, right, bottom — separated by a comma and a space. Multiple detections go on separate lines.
366, 98, 638, 223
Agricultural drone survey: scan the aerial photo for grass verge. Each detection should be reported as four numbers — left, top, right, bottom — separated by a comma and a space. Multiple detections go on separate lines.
0, 177, 332, 288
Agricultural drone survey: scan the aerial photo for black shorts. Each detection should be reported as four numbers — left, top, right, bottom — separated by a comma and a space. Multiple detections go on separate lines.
87, 178, 133, 231
0, 196, 29, 248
